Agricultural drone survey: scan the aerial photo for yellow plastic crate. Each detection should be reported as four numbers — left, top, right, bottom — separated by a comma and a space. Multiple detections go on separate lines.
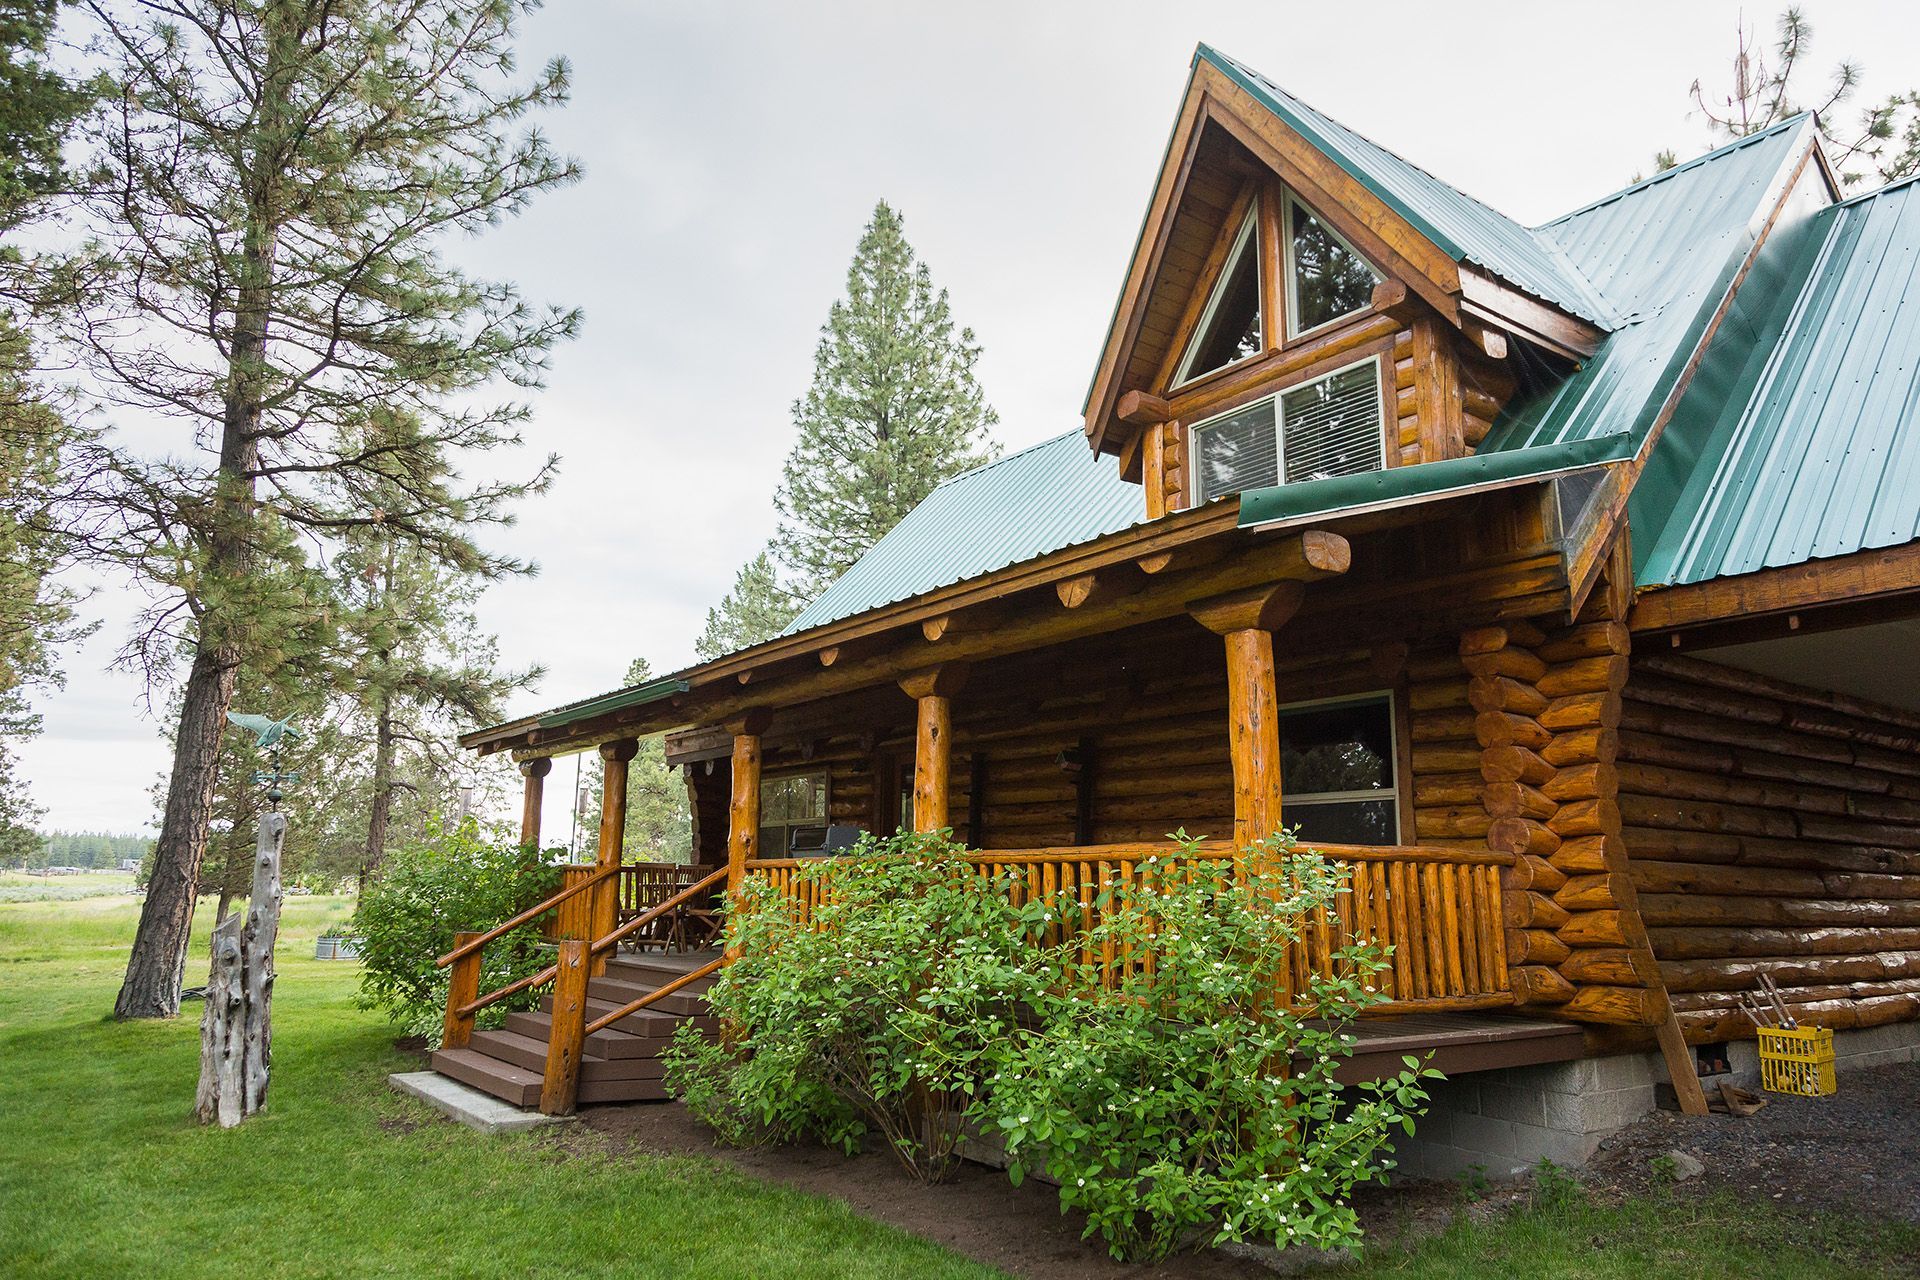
1756, 1025, 1835, 1097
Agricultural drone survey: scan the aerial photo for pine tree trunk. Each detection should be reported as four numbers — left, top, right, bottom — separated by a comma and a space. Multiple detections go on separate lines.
115, 50, 280, 1017
363, 697, 394, 881
116, 642, 243, 1019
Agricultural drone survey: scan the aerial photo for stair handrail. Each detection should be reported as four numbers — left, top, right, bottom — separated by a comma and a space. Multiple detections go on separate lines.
588, 864, 728, 957
584, 954, 724, 1037
435, 861, 619, 970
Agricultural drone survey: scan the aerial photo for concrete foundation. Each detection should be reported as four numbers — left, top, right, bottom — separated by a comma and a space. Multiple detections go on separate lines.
1390, 1020, 1920, 1181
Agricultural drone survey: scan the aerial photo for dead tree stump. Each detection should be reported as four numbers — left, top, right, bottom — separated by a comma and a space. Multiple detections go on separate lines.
195, 810, 285, 1127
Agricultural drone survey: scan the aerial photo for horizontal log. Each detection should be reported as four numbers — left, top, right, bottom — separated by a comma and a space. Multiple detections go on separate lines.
1503, 890, 1570, 930
1410, 709, 1478, 742
1659, 949, 1920, 994
1542, 764, 1609, 803
1505, 927, 1571, 965
1621, 826, 1920, 875
1542, 727, 1608, 767
1547, 798, 1618, 837
1461, 647, 1548, 683
1562, 947, 1660, 987
1560, 983, 1665, 1025
1475, 710, 1552, 750
1618, 793, 1797, 839
1537, 622, 1628, 663
1628, 859, 1920, 901
1485, 781, 1555, 821
1619, 698, 1854, 766
1645, 924, 1920, 960
1637, 651, 1920, 739
1510, 964, 1576, 1005
1469, 675, 1550, 717
1537, 657, 1623, 699
1505, 853, 1568, 894
1550, 834, 1617, 874
1539, 692, 1615, 732
1558, 909, 1633, 947
1480, 745, 1554, 786
1413, 806, 1492, 839
1413, 745, 1484, 774
1639, 893, 1920, 928
1487, 817, 1559, 858
1555, 872, 1631, 912
1413, 773, 1485, 807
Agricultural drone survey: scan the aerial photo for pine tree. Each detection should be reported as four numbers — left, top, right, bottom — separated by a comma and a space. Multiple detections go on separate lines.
51, 1, 578, 1020
334, 526, 541, 880
1660, 8, 1920, 189
771, 200, 999, 603
0, 0, 98, 882
694, 549, 797, 661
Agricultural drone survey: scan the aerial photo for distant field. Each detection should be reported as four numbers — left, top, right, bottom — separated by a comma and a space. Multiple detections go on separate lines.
0, 870, 140, 904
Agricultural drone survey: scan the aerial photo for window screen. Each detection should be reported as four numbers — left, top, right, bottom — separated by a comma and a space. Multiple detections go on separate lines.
1280, 695, 1399, 846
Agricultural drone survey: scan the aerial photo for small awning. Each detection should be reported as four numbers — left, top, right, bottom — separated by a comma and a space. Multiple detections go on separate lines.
1237, 432, 1636, 531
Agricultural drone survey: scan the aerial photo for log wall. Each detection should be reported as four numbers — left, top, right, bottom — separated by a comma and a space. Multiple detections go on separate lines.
1618, 651, 1920, 1041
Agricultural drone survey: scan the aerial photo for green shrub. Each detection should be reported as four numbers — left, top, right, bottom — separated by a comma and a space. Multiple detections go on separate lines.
987, 832, 1434, 1261
666, 828, 1434, 1260
350, 821, 560, 1045
663, 830, 1065, 1180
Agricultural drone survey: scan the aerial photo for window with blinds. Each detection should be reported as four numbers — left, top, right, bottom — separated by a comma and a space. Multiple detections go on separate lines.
1189, 358, 1385, 503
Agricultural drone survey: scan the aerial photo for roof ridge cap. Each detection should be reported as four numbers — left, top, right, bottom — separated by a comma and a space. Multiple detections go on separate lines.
1536, 113, 1814, 231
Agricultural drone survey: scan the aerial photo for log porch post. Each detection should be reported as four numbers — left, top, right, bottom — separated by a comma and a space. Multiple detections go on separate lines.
592, 739, 638, 974
518, 757, 552, 849
1190, 583, 1304, 847
725, 709, 773, 962
899, 664, 970, 833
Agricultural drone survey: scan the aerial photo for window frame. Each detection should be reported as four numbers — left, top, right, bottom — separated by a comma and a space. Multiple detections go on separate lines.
756, 769, 830, 857
1170, 200, 1265, 390
1187, 353, 1388, 505
1276, 690, 1403, 846
1282, 195, 1384, 342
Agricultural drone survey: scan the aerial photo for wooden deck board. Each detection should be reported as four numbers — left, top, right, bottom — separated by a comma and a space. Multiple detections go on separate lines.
1311, 1012, 1586, 1083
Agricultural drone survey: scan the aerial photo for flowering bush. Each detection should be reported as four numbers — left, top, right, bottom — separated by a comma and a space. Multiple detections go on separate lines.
987, 831, 1434, 1261
663, 830, 1065, 1180
350, 821, 560, 1044
667, 827, 1433, 1257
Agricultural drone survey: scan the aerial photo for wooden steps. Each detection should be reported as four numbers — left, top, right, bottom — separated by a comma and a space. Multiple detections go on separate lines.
427, 949, 717, 1110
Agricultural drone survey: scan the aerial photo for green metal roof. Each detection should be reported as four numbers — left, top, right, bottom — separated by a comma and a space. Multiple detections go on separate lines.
1200, 46, 1619, 328
782, 431, 1144, 634
1636, 175, 1920, 589
535, 675, 691, 731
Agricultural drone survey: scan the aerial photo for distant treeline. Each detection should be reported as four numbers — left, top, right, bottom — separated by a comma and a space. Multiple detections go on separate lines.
9, 831, 154, 871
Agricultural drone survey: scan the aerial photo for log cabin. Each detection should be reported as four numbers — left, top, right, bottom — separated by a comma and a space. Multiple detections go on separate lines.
430, 46, 1920, 1173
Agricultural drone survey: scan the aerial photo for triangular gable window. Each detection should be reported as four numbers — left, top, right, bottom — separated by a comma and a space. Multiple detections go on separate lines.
1286, 197, 1379, 337
1173, 203, 1262, 385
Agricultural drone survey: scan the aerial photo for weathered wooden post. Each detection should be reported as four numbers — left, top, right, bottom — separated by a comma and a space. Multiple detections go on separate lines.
539, 938, 590, 1115
441, 931, 483, 1051
196, 711, 298, 1128
724, 709, 772, 964
590, 739, 638, 975
899, 665, 969, 833
519, 756, 551, 848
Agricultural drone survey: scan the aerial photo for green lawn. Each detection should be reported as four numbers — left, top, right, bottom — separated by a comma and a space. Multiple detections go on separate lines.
0, 892, 1002, 1280
1, 893, 1911, 1279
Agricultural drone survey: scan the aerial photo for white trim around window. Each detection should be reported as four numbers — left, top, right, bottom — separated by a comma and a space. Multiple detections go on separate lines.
1187, 354, 1388, 506
1172, 200, 1264, 389
1282, 195, 1383, 342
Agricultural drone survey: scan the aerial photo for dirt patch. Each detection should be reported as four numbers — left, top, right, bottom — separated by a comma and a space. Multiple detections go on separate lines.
1582, 1061, 1920, 1225
582, 1102, 1470, 1279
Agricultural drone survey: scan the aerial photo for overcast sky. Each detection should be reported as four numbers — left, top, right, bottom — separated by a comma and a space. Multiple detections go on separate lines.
23, 0, 1920, 834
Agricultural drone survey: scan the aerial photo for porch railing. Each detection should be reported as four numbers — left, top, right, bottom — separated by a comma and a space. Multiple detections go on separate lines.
744, 841, 1514, 1015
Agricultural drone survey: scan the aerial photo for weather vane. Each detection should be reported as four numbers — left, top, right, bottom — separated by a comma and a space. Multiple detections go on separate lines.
226, 711, 302, 808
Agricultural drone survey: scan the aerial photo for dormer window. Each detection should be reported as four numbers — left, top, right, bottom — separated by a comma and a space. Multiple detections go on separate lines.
1173, 203, 1262, 386
1286, 198, 1380, 337
1191, 358, 1386, 503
